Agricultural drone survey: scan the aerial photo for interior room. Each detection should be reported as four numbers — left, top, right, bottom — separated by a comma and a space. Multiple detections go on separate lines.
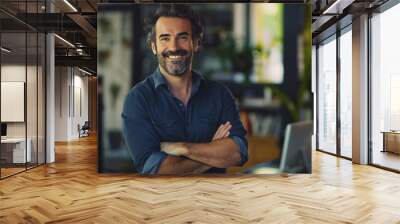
313, 0, 400, 172
0, 0, 399, 223
0, 12, 46, 178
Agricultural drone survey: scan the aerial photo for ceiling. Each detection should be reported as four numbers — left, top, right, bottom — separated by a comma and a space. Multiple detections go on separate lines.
312, 0, 389, 42
0, 0, 102, 73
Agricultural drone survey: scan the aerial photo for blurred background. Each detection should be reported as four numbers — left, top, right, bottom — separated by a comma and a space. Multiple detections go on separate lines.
98, 3, 312, 173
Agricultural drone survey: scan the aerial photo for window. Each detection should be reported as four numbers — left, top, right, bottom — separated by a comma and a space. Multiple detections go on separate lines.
317, 36, 337, 154
339, 28, 352, 158
370, 3, 400, 171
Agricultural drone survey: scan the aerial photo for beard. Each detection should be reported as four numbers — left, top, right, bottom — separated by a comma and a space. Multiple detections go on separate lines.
156, 48, 192, 77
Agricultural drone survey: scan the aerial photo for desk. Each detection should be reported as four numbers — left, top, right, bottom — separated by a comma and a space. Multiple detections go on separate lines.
1, 138, 31, 163
381, 131, 400, 154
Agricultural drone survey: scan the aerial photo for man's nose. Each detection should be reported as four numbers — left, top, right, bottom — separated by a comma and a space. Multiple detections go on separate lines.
168, 38, 179, 51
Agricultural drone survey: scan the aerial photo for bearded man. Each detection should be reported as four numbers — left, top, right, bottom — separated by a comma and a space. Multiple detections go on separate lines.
122, 4, 248, 174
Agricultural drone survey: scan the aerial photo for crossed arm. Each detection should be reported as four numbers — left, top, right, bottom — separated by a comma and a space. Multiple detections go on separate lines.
122, 86, 247, 175
157, 122, 242, 174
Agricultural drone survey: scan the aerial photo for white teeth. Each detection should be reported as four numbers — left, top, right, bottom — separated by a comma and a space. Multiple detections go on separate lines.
168, 55, 181, 59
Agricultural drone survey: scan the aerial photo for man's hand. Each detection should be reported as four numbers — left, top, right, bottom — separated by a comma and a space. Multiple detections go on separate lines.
160, 121, 241, 168
160, 142, 188, 156
160, 122, 232, 156
212, 122, 232, 140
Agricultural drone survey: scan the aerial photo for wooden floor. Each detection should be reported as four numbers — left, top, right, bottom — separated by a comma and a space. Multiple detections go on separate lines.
372, 150, 400, 171
1, 167, 26, 178
1, 135, 400, 223
1, 163, 45, 178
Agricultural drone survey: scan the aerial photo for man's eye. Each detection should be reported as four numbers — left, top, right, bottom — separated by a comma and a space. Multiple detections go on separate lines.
180, 36, 188, 40
160, 37, 169, 41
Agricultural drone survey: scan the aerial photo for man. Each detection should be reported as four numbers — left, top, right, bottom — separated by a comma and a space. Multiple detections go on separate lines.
122, 4, 248, 174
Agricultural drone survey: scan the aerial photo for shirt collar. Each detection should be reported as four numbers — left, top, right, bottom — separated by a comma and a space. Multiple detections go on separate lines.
152, 67, 167, 89
152, 67, 204, 94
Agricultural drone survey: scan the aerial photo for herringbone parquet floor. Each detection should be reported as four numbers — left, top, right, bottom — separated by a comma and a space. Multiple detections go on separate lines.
1, 135, 400, 223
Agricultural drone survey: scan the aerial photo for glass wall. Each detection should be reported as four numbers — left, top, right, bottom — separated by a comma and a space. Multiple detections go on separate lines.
317, 35, 337, 154
0, 2, 46, 179
316, 24, 353, 159
1, 31, 28, 177
371, 3, 400, 171
339, 27, 352, 158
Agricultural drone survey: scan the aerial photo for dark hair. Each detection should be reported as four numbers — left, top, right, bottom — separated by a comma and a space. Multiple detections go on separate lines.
144, 4, 205, 49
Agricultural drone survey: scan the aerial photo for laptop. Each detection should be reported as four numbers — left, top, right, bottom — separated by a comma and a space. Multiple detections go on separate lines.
244, 120, 313, 174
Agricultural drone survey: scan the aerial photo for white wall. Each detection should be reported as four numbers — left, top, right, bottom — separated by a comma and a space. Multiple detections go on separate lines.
55, 67, 89, 141
1, 65, 27, 142
72, 72, 89, 138
1, 66, 26, 135
55, 66, 69, 141
1, 82, 25, 122
1, 65, 26, 81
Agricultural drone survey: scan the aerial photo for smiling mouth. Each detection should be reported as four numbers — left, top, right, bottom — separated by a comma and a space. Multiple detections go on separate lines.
166, 55, 184, 60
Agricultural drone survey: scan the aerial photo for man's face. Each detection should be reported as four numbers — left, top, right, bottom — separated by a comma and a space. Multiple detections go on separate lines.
152, 17, 198, 77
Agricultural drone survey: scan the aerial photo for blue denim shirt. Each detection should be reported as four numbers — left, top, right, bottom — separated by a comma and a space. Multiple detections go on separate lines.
122, 68, 248, 174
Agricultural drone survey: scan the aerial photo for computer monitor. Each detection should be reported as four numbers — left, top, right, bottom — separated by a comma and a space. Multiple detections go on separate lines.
279, 120, 313, 173
1, 123, 7, 137
244, 120, 313, 174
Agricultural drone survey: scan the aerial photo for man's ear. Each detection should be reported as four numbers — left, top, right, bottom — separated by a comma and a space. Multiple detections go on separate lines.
151, 42, 157, 55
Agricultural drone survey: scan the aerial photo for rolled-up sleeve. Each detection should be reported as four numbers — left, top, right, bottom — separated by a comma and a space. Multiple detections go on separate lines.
122, 89, 167, 174
220, 87, 248, 166
230, 136, 248, 166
